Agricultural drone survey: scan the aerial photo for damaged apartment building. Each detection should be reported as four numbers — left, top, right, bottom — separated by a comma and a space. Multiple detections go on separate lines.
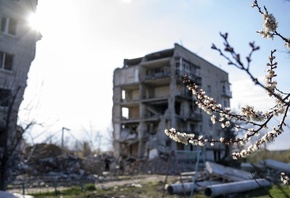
0, 0, 40, 140
112, 43, 232, 162
0, 0, 41, 183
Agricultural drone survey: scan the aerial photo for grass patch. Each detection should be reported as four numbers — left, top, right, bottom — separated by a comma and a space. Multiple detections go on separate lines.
257, 185, 290, 198
30, 183, 96, 198
28, 176, 290, 198
246, 149, 290, 164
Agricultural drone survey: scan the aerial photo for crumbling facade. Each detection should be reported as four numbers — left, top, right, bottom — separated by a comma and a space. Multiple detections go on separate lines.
0, 0, 41, 130
0, 0, 41, 189
112, 43, 231, 162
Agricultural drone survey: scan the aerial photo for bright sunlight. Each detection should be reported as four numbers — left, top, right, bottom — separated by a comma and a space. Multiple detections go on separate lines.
27, 12, 40, 31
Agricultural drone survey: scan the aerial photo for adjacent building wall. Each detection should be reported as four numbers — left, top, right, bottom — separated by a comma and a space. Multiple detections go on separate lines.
0, 0, 41, 183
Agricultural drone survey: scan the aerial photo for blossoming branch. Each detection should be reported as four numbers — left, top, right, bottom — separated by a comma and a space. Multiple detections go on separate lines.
164, 0, 290, 160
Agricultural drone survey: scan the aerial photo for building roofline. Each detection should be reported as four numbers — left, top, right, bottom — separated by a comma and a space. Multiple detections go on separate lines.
173, 43, 229, 75
121, 43, 229, 76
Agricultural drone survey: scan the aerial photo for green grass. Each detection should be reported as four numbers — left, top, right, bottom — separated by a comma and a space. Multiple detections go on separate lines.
29, 183, 96, 198
246, 149, 290, 164
259, 185, 290, 198
27, 177, 290, 198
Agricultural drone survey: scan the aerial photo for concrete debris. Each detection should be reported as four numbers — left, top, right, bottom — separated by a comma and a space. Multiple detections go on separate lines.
262, 159, 290, 174
9, 143, 290, 198
205, 161, 253, 181
15, 143, 207, 183
131, 183, 142, 188
167, 180, 222, 195
0, 191, 18, 198
240, 162, 266, 172
13, 143, 114, 185
12, 143, 176, 187
0, 191, 33, 198
167, 159, 290, 197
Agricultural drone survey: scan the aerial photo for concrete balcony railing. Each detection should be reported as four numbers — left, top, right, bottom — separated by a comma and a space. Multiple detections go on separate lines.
222, 89, 232, 98
176, 112, 202, 122
143, 71, 170, 80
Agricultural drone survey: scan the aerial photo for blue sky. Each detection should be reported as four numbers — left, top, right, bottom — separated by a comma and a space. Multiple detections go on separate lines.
20, 0, 290, 151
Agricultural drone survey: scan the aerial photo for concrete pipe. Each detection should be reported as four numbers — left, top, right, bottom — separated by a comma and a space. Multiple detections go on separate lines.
204, 178, 272, 197
167, 181, 221, 195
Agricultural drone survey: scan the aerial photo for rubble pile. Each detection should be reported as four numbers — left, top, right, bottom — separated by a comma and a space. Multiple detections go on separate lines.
140, 157, 170, 174
17, 143, 105, 182
81, 158, 104, 176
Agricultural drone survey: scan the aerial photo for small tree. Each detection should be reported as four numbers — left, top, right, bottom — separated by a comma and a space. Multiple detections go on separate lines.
164, 0, 290, 184
0, 85, 36, 190
81, 141, 93, 157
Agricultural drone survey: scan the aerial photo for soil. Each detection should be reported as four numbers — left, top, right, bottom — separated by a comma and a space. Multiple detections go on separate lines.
86, 174, 183, 198
95, 174, 166, 188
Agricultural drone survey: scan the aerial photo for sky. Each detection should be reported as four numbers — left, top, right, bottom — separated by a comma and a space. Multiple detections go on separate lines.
19, 0, 290, 151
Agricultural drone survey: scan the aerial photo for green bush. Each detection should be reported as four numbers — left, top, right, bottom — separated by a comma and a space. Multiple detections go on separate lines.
85, 183, 96, 191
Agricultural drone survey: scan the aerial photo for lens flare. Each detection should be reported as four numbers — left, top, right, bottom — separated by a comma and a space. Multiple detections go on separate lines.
27, 12, 40, 31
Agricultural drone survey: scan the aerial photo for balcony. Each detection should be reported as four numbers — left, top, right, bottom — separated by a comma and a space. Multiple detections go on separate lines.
187, 112, 202, 122
176, 71, 202, 86
176, 112, 202, 122
144, 71, 170, 80
192, 76, 202, 85
221, 80, 232, 98
222, 89, 232, 98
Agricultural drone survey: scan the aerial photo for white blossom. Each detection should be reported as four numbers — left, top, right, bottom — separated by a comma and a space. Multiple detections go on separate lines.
164, 2, 289, 167
258, 11, 278, 39
285, 40, 290, 49
211, 115, 216, 124
281, 172, 290, 185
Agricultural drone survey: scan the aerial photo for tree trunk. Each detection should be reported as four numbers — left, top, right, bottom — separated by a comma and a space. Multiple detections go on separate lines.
0, 127, 12, 191
0, 150, 8, 190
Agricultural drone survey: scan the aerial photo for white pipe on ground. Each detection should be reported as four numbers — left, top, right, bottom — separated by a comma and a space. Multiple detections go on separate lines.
167, 181, 221, 195
205, 161, 253, 181
204, 178, 272, 197
263, 159, 290, 173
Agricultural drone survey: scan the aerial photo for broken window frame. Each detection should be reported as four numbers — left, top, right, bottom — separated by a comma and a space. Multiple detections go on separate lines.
0, 88, 12, 107
0, 16, 17, 35
0, 51, 14, 71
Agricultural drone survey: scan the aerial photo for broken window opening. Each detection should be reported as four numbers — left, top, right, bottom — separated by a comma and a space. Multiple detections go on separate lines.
175, 101, 181, 115
0, 51, 14, 71
165, 139, 171, 148
122, 107, 129, 119
122, 90, 126, 100
0, 88, 11, 107
1, 16, 17, 35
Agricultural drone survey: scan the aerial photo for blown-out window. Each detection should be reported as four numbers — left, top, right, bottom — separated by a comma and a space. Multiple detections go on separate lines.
0, 88, 11, 107
0, 51, 14, 71
1, 16, 17, 35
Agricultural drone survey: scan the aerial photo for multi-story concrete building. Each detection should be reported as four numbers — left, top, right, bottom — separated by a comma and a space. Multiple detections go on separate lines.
112, 43, 231, 162
0, 0, 41, 188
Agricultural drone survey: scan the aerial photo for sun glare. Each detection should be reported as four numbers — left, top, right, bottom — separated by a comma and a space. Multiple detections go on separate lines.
27, 12, 41, 31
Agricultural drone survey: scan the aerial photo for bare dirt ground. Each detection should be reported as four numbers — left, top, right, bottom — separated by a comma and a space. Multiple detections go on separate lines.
89, 174, 182, 198
96, 174, 168, 188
